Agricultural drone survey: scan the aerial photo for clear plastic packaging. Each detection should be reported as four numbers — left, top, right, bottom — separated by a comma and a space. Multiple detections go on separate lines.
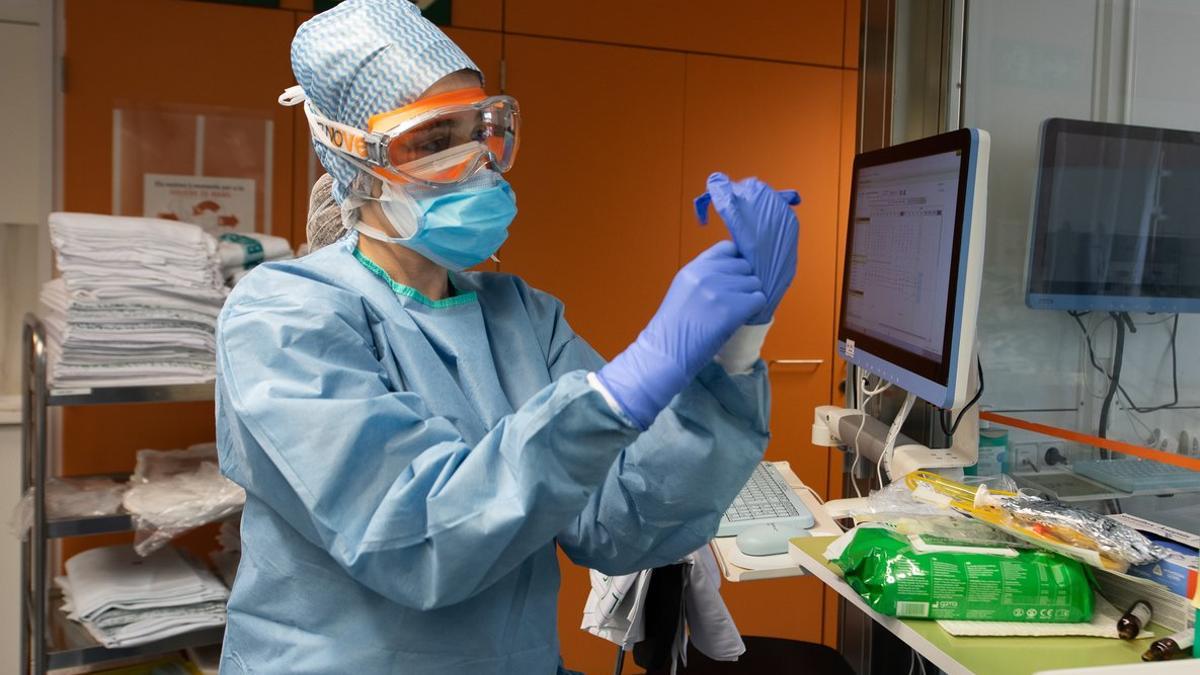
997, 495, 1163, 568
122, 443, 244, 556
863, 474, 1018, 519
903, 471, 1164, 571
10, 477, 127, 540
856, 476, 1029, 549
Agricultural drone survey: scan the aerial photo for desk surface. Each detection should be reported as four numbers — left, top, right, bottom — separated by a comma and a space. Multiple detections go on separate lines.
789, 536, 1161, 675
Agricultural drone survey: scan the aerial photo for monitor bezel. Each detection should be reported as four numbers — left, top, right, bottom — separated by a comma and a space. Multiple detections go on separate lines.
1025, 117, 1200, 313
837, 128, 977, 390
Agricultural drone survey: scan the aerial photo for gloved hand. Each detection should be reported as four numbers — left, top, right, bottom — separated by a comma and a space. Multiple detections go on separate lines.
695, 172, 800, 324
597, 240, 766, 429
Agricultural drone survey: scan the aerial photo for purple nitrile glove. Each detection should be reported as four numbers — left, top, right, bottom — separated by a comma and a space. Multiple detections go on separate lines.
695, 172, 800, 324
597, 240, 766, 429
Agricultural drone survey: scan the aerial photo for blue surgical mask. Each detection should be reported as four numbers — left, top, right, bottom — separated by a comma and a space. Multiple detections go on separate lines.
356, 173, 517, 271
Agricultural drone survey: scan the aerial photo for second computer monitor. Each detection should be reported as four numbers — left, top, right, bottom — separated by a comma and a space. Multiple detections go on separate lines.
837, 128, 990, 410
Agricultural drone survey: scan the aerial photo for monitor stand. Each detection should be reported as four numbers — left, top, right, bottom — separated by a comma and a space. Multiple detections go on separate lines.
812, 396, 978, 480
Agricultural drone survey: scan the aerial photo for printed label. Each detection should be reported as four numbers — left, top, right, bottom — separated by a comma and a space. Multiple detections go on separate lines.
896, 601, 930, 618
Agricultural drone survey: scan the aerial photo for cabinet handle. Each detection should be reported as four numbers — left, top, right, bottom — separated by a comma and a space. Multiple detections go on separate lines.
768, 359, 824, 368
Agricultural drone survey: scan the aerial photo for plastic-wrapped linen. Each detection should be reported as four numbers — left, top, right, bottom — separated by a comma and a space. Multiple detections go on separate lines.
10, 477, 126, 540
122, 444, 245, 557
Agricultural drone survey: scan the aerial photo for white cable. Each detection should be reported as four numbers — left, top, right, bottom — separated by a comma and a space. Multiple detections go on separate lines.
877, 390, 917, 488
849, 375, 881, 496
801, 484, 825, 505
849, 374, 892, 497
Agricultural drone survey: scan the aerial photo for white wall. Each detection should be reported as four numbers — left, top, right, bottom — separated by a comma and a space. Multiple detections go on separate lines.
0, 0, 58, 665
962, 0, 1200, 462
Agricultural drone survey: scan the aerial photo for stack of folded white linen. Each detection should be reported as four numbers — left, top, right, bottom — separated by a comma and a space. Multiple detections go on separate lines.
217, 231, 294, 286
57, 544, 229, 648
43, 213, 228, 388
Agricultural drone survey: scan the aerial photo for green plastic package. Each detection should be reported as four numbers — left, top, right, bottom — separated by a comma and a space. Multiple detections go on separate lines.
833, 527, 1094, 622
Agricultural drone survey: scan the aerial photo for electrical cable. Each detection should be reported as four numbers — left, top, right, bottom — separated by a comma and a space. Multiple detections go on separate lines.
877, 390, 916, 488
801, 484, 825, 505
939, 357, 985, 438
1097, 312, 1125, 440
849, 374, 890, 498
1070, 311, 1182, 414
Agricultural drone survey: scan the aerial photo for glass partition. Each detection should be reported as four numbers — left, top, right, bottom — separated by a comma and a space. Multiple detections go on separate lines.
962, 0, 1200, 528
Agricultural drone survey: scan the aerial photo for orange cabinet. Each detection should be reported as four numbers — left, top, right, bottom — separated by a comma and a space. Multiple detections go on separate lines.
505, 0, 847, 67
452, 0, 503, 30
499, 35, 687, 358
444, 27, 505, 91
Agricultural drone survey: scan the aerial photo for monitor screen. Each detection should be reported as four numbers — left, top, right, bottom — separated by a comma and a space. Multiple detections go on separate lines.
843, 150, 962, 372
839, 129, 980, 393
1026, 118, 1200, 312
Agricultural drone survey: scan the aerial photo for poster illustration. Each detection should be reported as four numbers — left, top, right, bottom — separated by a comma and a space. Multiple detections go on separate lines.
143, 174, 256, 233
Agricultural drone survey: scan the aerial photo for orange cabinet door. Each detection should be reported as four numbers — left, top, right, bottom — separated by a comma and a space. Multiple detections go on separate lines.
61, 0, 297, 559
678, 54, 847, 644
500, 35, 687, 674
452, 0, 503, 30
499, 35, 687, 358
504, 0, 848, 67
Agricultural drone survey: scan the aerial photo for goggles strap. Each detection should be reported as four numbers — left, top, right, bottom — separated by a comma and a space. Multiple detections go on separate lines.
302, 102, 387, 167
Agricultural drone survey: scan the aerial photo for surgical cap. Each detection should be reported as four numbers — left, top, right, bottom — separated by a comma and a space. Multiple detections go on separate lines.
290, 0, 480, 203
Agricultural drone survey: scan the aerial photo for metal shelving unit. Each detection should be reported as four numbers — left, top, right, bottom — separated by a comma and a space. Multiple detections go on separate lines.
21, 315, 222, 674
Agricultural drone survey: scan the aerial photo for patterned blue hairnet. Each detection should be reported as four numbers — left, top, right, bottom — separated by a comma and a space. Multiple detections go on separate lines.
291, 0, 480, 203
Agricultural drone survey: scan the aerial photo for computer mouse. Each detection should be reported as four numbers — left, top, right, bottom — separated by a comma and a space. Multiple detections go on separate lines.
735, 523, 811, 557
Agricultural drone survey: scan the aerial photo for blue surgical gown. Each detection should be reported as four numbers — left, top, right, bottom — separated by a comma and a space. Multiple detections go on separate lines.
214, 233, 770, 674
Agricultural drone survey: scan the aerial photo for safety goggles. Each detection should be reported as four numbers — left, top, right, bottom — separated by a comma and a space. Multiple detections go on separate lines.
280, 86, 520, 186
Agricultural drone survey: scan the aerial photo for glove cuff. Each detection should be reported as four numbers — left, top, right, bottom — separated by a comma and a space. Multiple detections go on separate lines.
715, 321, 771, 374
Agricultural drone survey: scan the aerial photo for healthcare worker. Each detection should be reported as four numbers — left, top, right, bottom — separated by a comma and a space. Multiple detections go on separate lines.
214, 1, 800, 673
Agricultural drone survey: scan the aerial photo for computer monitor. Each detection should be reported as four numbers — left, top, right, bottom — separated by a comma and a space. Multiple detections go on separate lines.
1025, 118, 1200, 314
836, 128, 990, 410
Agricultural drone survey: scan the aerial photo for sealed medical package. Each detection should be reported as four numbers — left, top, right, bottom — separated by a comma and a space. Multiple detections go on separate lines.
831, 526, 1094, 622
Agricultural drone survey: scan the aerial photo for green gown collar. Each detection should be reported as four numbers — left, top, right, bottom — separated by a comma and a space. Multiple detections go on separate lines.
353, 247, 478, 309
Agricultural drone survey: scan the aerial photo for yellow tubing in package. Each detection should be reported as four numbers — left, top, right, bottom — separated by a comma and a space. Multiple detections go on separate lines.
833, 527, 1094, 622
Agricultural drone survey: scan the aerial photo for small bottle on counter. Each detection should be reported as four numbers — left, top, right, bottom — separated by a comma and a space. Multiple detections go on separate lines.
1141, 629, 1194, 661
1117, 600, 1153, 640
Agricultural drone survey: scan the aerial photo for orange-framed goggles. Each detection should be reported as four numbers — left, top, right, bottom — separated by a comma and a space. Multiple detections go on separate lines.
282, 86, 520, 186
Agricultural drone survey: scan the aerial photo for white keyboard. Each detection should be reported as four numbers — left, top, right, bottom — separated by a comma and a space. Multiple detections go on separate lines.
717, 462, 816, 537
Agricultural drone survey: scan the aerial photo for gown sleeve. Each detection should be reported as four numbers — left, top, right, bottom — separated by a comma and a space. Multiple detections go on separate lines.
518, 286, 771, 576
215, 283, 639, 611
